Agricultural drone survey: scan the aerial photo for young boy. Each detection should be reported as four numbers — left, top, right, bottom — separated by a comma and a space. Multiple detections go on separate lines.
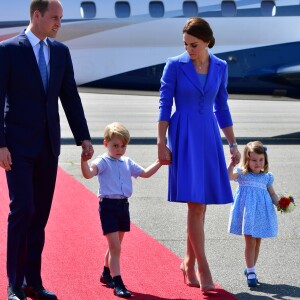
81, 122, 162, 298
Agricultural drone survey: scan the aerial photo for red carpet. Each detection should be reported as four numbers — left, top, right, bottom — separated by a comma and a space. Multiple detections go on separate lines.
0, 168, 236, 300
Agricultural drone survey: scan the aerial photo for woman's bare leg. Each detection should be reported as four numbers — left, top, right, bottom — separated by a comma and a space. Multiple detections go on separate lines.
181, 233, 200, 287
187, 203, 214, 290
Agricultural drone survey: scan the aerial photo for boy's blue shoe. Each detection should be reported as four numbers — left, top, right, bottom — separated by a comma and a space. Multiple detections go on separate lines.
247, 272, 258, 287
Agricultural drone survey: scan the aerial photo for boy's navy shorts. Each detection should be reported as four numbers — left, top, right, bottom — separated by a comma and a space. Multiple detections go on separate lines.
99, 198, 130, 235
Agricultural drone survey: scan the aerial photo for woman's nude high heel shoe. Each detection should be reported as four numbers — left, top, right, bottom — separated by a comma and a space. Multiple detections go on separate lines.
197, 269, 216, 291
180, 262, 200, 288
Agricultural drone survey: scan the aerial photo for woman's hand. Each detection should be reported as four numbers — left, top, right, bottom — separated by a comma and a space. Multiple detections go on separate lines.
158, 144, 172, 165
230, 145, 241, 165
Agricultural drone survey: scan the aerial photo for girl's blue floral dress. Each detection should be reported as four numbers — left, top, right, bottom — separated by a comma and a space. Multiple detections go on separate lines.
228, 168, 278, 238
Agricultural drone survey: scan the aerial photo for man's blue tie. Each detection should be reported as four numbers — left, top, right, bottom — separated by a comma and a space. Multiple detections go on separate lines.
38, 40, 48, 92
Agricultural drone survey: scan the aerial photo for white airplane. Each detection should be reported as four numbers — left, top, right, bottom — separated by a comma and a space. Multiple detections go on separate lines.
1, 0, 299, 98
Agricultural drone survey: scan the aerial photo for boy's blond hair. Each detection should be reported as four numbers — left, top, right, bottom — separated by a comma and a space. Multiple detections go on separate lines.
241, 141, 269, 174
104, 122, 130, 144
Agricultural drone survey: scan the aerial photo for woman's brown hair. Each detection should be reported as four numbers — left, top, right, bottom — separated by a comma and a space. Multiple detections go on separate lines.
182, 17, 215, 48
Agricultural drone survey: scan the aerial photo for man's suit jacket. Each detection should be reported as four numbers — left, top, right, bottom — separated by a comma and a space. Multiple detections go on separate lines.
0, 31, 90, 157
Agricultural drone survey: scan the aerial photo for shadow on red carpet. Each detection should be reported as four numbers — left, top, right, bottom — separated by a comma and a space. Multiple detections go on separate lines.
0, 168, 237, 300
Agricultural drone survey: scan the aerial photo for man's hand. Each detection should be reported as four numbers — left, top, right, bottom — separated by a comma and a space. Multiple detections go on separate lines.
0, 147, 12, 171
81, 140, 94, 161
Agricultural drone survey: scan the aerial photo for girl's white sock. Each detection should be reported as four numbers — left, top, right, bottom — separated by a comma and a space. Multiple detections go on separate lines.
247, 267, 256, 279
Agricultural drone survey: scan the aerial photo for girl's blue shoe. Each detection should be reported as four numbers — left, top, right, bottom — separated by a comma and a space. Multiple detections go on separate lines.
244, 268, 259, 284
247, 272, 258, 287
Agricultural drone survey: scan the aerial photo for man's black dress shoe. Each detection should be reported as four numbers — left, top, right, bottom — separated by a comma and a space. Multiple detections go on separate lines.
8, 286, 27, 300
23, 285, 57, 300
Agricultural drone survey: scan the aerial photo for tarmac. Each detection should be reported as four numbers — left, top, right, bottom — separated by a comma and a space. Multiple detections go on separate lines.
58, 88, 300, 300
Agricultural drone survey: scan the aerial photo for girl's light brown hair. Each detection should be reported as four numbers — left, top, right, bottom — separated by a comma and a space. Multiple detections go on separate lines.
241, 141, 269, 174
104, 122, 130, 145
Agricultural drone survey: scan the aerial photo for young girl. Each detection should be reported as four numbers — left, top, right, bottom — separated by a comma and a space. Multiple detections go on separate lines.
227, 141, 279, 287
81, 122, 162, 298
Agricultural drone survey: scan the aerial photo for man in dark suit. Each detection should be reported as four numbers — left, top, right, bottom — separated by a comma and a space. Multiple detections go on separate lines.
0, 1, 94, 299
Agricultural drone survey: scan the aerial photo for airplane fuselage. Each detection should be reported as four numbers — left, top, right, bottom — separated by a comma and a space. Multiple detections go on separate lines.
1, 0, 299, 98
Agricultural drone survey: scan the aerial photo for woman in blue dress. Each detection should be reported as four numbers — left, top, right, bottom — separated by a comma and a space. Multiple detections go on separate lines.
228, 141, 279, 287
157, 17, 240, 291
